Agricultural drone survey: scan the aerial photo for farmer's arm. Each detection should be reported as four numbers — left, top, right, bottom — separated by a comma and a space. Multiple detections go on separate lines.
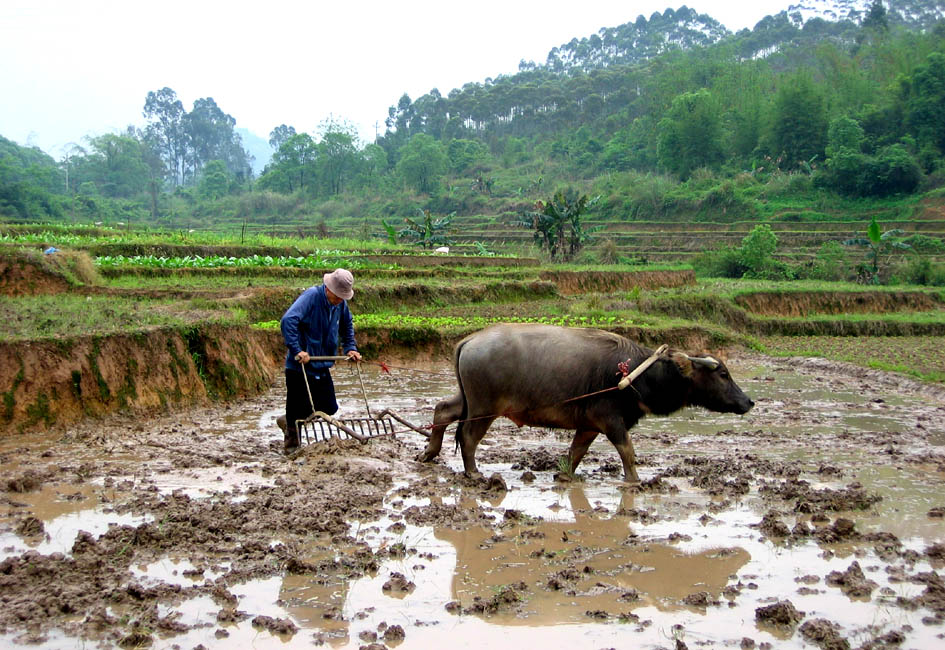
281, 290, 314, 360
340, 303, 361, 360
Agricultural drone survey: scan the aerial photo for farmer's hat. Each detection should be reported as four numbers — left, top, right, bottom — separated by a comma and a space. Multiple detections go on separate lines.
323, 268, 354, 300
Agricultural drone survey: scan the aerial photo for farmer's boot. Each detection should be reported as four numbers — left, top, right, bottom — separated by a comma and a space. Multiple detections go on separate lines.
277, 415, 299, 453
284, 428, 300, 454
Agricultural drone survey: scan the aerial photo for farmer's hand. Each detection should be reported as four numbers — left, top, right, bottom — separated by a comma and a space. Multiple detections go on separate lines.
347, 350, 362, 362
295, 351, 311, 364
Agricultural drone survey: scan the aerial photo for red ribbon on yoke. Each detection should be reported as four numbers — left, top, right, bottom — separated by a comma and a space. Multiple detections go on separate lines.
616, 359, 633, 378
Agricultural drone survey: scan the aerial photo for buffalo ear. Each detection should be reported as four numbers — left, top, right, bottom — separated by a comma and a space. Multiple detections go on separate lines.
668, 351, 694, 377
689, 356, 720, 370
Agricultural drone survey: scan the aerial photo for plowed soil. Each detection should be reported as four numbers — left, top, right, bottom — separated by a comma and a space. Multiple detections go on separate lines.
1, 354, 944, 649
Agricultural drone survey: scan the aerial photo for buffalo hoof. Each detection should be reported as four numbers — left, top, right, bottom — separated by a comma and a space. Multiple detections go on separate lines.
416, 451, 437, 463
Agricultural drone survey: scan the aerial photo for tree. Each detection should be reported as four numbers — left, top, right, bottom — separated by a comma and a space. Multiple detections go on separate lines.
133, 128, 166, 219
861, 0, 888, 33
447, 138, 488, 174
657, 90, 724, 179
843, 215, 911, 284
198, 160, 230, 200
183, 97, 251, 182
768, 75, 827, 169
395, 134, 447, 194
514, 189, 598, 261
905, 52, 945, 155
269, 124, 297, 151
143, 87, 186, 186
316, 119, 359, 196
82, 134, 149, 198
824, 116, 868, 194
261, 133, 318, 193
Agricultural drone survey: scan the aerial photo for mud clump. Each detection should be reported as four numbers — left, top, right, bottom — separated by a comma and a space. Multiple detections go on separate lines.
383, 624, 406, 642
816, 518, 860, 544
755, 600, 804, 628
898, 571, 945, 623
382, 572, 416, 594
826, 561, 878, 599
799, 618, 850, 650
14, 515, 44, 537
925, 543, 945, 560
5, 470, 45, 493
683, 591, 719, 608
759, 479, 882, 514
756, 512, 791, 538
510, 448, 562, 472
461, 581, 528, 615
252, 615, 298, 636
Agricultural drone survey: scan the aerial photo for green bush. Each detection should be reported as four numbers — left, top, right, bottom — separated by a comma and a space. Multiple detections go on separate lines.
805, 241, 851, 281
901, 234, 945, 253
896, 257, 945, 286
692, 244, 745, 278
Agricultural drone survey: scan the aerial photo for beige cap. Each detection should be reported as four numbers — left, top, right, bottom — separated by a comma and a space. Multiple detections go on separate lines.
323, 268, 354, 300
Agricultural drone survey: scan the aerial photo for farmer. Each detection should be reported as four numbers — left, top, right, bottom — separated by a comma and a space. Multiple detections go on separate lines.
277, 268, 362, 452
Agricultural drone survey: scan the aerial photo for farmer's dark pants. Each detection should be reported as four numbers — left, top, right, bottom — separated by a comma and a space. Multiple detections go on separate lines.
285, 368, 338, 432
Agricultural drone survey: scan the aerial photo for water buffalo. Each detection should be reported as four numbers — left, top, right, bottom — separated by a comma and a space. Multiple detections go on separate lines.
418, 323, 754, 483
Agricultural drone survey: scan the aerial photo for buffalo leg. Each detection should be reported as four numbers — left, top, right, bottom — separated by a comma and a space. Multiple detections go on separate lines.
603, 427, 640, 484
458, 416, 495, 477
567, 430, 600, 474
418, 392, 463, 462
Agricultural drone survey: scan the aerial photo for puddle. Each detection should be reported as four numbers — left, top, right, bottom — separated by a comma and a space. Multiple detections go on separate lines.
0, 504, 151, 559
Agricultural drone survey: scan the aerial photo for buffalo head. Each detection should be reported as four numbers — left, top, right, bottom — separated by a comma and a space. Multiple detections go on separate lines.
681, 354, 754, 415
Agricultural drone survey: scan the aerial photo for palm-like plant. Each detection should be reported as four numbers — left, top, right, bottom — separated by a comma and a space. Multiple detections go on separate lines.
513, 189, 599, 261
843, 215, 910, 284
393, 209, 455, 249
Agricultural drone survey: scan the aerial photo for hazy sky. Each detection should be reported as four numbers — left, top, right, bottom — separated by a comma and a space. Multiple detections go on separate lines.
1, 0, 793, 158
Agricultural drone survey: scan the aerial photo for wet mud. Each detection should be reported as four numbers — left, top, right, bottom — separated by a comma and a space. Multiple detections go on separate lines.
1, 354, 944, 649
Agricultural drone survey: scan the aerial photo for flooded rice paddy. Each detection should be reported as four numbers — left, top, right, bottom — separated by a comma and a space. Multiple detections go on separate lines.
1, 354, 944, 649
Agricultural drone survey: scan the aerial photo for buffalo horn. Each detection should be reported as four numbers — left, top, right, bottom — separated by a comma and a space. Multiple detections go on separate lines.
687, 355, 720, 370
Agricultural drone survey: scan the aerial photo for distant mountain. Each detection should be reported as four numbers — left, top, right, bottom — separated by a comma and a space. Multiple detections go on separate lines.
783, 0, 945, 29
236, 128, 272, 176
531, 1, 945, 73
541, 6, 730, 73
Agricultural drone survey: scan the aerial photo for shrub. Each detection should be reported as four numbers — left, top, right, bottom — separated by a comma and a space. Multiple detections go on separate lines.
901, 234, 945, 253
693, 244, 746, 278
895, 257, 945, 286
806, 241, 850, 281
739, 224, 778, 277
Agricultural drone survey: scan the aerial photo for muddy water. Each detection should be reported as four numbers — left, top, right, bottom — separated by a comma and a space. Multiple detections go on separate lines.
1, 357, 944, 649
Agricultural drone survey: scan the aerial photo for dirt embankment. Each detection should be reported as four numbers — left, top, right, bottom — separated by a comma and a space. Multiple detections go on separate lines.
540, 270, 696, 294
0, 257, 71, 296
0, 325, 280, 436
735, 291, 945, 316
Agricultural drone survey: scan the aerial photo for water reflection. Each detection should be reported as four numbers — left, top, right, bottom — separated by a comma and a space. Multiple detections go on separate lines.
435, 486, 749, 622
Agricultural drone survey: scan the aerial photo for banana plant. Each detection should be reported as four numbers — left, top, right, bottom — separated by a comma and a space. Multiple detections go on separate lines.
396, 209, 455, 249
843, 215, 910, 284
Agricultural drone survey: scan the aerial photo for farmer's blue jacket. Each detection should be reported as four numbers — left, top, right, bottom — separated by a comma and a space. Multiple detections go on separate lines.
281, 284, 357, 377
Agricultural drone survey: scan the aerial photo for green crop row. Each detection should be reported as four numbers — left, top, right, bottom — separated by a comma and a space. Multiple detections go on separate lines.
0, 231, 101, 245
94, 254, 396, 270
254, 313, 633, 331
